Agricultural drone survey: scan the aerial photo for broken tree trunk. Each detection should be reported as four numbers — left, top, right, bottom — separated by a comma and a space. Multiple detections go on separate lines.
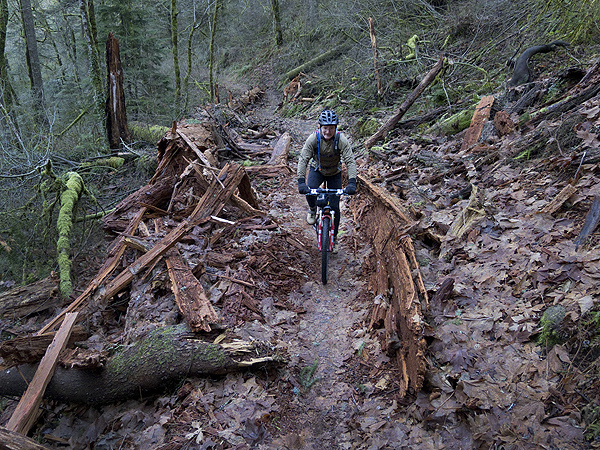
0, 275, 61, 319
353, 175, 428, 398
368, 17, 382, 96
105, 32, 131, 151
365, 54, 446, 149
0, 324, 283, 405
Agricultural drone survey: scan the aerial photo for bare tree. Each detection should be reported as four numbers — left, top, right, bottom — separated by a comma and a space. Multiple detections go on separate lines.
208, 0, 222, 103
19, 0, 45, 114
270, 0, 283, 47
171, 0, 181, 109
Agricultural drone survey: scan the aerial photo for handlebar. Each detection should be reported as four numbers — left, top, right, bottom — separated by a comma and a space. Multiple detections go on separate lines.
306, 188, 346, 196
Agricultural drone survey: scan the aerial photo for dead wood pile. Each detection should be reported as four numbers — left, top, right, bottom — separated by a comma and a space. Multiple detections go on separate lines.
0, 110, 303, 408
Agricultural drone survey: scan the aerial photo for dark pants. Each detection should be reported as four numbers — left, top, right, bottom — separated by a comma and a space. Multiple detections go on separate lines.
306, 167, 342, 237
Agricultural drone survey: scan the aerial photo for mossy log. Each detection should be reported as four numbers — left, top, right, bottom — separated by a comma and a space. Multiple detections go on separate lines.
56, 172, 85, 298
426, 107, 475, 136
283, 44, 351, 81
0, 324, 284, 405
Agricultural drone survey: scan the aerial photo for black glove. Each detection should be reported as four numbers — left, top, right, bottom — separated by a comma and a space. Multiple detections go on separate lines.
298, 178, 310, 194
344, 178, 357, 195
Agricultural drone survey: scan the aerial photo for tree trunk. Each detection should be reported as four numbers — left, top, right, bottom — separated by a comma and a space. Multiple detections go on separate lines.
0, 0, 15, 108
171, 0, 181, 109
80, 0, 104, 121
105, 32, 131, 151
19, 0, 45, 115
0, 325, 283, 405
270, 0, 283, 47
208, 0, 222, 103
284, 44, 351, 81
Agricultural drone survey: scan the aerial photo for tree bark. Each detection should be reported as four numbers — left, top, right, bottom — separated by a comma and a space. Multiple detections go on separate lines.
0, 0, 15, 108
105, 32, 131, 151
0, 325, 283, 405
368, 17, 382, 96
208, 0, 222, 103
354, 175, 428, 398
364, 54, 446, 149
270, 0, 283, 47
19, 0, 45, 115
80, 0, 104, 121
171, 0, 181, 109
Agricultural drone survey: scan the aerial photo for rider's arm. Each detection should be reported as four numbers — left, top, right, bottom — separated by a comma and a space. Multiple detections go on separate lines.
339, 134, 357, 180
297, 133, 318, 180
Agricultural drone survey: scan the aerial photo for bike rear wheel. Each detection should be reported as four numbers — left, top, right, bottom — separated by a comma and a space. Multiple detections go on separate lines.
321, 216, 330, 284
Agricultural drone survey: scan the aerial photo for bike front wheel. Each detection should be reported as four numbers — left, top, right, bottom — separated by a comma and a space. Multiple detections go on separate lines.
321, 216, 330, 284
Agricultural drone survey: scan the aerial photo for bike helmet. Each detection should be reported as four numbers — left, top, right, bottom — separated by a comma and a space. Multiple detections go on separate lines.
318, 109, 338, 126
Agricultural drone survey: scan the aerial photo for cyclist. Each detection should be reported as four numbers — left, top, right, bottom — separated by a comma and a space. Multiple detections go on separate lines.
297, 109, 357, 253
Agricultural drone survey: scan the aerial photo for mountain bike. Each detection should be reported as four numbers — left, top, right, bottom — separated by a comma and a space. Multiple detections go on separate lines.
306, 188, 346, 285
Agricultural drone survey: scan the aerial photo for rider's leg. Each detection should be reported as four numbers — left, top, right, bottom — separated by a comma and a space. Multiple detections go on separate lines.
306, 167, 324, 210
326, 173, 343, 237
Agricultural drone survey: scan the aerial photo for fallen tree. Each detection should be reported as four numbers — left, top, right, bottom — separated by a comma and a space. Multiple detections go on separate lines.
353, 175, 428, 397
0, 324, 283, 405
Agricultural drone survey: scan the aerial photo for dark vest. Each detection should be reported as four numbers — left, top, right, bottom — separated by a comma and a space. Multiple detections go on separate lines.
314, 131, 341, 176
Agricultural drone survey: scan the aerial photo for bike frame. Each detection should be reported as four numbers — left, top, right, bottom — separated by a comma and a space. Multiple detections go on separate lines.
307, 188, 345, 252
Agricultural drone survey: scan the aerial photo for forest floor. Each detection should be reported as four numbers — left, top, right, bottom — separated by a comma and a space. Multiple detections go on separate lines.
2, 59, 600, 450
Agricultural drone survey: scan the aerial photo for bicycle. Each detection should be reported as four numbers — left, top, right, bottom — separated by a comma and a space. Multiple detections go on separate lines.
306, 187, 346, 285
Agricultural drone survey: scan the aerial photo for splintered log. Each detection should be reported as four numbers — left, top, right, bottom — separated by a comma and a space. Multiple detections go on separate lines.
575, 195, 600, 250
364, 54, 446, 149
0, 427, 52, 450
165, 247, 219, 332
0, 324, 283, 405
354, 175, 428, 398
0, 275, 61, 319
267, 132, 291, 165
7, 313, 78, 435
460, 95, 494, 152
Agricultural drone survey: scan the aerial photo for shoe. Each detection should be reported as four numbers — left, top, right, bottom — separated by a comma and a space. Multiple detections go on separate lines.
332, 239, 339, 254
306, 208, 317, 225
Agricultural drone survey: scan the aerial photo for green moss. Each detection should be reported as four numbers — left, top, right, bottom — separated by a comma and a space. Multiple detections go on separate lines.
538, 305, 566, 348
56, 172, 85, 297
130, 122, 170, 144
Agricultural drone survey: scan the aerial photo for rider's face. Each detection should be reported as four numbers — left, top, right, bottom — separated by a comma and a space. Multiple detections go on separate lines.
320, 125, 336, 140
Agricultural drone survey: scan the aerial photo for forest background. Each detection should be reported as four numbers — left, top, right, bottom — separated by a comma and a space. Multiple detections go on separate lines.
0, 0, 598, 289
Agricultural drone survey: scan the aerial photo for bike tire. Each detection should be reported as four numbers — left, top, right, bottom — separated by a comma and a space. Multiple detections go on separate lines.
321, 216, 330, 285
